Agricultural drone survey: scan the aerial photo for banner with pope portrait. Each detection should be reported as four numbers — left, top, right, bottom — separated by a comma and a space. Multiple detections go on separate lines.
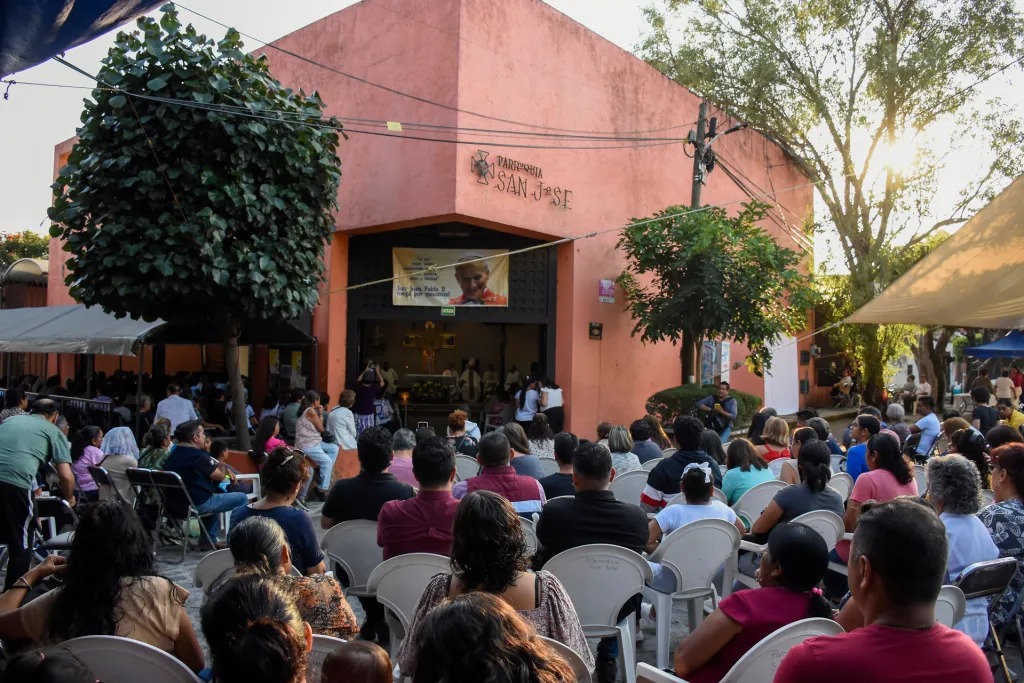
392, 248, 510, 307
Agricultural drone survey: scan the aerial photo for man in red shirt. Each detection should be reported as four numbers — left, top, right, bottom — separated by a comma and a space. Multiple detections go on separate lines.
377, 436, 459, 559
774, 498, 991, 683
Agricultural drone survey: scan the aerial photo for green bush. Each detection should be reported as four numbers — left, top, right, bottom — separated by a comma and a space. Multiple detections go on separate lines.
646, 384, 762, 429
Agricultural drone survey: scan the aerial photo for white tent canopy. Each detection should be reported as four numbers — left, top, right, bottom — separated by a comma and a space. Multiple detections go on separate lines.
847, 175, 1024, 328
0, 305, 164, 356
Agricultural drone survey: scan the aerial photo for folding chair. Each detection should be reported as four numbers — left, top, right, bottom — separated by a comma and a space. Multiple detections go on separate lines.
538, 457, 561, 477
608, 470, 650, 505
636, 618, 843, 683
483, 413, 505, 433
936, 585, 967, 628
60, 635, 200, 683
127, 468, 217, 563
954, 557, 1020, 683
34, 495, 78, 553
320, 520, 382, 598
366, 552, 451, 654
645, 519, 740, 668
546, 544, 653, 683
307, 634, 347, 683
731, 480, 788, 530
88, 465, 126, 504
537, 635, 592, 683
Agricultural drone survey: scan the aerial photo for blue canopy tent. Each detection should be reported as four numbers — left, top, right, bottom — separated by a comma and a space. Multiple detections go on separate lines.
1, 0, 162, 77
965, 330, 1024, 359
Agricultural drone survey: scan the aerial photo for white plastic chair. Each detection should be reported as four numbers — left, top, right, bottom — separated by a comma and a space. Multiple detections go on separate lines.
320, 520, 382, 598
661, 448, 677, 457
768, 458, 794, 479
60, 635, 200, 683
982, 489, 996, 506
914, 464, 928, 495
608, 470, 650, 505
521, 516, 539, 556
545, 544, 653, 683
454, 455, 480, 481
546, 494, 576, 505
642, 458, 661, 471
636, 617, 843, 683
538, 457, 561, 477
830, 454, 846, 474
307, 634, 347, 683
712, 488, 728, 504
644, 519, 741, 669
936, 585, 967, 627
193, 548, 302, 593
790, 510, 845, 551
366, 552, 451, 654
537, 635, 592, 682
731, 480, 787, 529
829, 472, 854, 501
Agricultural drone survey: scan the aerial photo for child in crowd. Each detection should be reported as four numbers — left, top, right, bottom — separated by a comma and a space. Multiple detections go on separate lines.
321, 641, 392, 683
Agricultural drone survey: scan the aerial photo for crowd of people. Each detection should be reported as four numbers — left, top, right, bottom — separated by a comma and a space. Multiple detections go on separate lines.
3, 370, 1024, 683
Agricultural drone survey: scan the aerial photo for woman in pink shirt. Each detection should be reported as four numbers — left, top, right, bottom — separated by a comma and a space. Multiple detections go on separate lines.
253, 416, 288, 469
70, 425, 105, 501
825, 433, 918, 599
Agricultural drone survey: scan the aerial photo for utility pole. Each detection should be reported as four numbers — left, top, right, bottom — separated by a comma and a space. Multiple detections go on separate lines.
691, 101, 709, 210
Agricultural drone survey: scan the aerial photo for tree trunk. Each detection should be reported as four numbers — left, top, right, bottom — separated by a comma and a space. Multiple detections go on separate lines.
224, 316, 251, 451
860, 329, 885, 406
681, 335, 700, 385
927, 328, 953, 411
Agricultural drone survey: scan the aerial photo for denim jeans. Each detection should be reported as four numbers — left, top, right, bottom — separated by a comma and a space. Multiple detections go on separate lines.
195, 491, 248, 542
597, 595, 641, 660
299, 442, 338, 496
719, 427, 732, 443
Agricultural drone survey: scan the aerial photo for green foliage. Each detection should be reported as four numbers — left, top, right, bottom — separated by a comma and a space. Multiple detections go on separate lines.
48, 5, 342, 324
639, 0, 1024, 401
0, 231, 49, 267
616, 201, 814, 377
646, 384, 761, 427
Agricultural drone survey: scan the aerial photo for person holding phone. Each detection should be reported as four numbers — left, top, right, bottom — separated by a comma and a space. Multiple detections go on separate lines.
696, 382, 738, 442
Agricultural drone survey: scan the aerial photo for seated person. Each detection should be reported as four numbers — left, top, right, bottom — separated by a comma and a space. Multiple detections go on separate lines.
395, 491, 593, 676
774, 499, 992, 683
721, 438, 774, 504
607, 425, 643, 475
779, 428, 817, 485
927, 454, 999, 646
69, 425, 105, 502
377, 436, 460, 559
230, 447, 326, 575
538, 432, 578, 499
845, 414, 882, 481
201, 573, 312, 683
980, 444, 1024, 632
753, 416, 792, 463
998, 398, 1024, 431
321, 641, 392, 683
410, 592, 574, 683
673, 523, 833, 683
645, 463, 745, 593
0, 647, 97, 683
0, 501, 204, 672
641, 415, 723, 512
229, 516, 358, 639
164, 419, 248, 547
631, 418, 664, 464
748, 441, 843, 542
503, 422, 547, 479
451, 431, 546, 518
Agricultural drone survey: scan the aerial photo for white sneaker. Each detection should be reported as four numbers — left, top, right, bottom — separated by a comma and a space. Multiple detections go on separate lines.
640, 602, 657, 625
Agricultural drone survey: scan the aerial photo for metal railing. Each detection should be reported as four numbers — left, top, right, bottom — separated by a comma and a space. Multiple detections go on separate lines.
0, 389, 118, 432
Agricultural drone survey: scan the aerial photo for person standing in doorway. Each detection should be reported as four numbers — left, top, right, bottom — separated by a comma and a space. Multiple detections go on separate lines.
696, 382, 738, 442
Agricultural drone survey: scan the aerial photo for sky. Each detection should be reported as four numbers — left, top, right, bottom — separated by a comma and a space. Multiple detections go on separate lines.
0, 0, 647, 236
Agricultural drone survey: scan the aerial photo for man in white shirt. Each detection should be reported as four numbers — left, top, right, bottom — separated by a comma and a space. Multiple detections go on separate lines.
909, 396, 940, 460
995, 370, 1016, 401
380, 361, 400, 397
154, 384, 198, 432
916, 374, 933, 398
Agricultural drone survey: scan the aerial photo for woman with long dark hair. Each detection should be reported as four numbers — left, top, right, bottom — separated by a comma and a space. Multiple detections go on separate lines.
749, 441, 843, 539
395, 491, 592, 675
202, 573, 311, 683
503, 422, 546, 479
527, 413, 556, 459
254, 415, 287, 468
0, 501, 204, 671
514, 377, 544, 430
411, 592, 575, 683
779, 427, 818, 485
672, 523, 833, 683
949, 428, 991, 489
69, 425, 104, 501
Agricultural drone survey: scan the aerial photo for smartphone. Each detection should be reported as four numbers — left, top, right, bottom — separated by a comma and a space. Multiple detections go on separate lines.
417, 421, 429, 428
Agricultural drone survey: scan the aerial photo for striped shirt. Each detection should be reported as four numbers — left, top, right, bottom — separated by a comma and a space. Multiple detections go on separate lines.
452, 465, 546, 516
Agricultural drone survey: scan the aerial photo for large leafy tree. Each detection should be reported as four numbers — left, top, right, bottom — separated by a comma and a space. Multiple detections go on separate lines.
617, 201, 814, 383
639, 0, 1024, 403
49, 5, 342, 447
0, 231, 49, 266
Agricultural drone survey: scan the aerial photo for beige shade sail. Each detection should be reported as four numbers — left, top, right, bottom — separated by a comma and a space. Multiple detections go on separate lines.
846, 175, 1024, 328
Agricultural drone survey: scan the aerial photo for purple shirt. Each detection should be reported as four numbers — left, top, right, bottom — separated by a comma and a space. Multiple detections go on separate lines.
71, 445, 105, 492
389, 456, 417, 488
377, 490, 459, 560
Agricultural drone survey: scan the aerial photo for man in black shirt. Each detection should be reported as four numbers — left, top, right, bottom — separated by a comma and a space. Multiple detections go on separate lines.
535, 441, 648, 683
538, 432, 577, 499
321, 425, 413, 644
640, 415, 722, 512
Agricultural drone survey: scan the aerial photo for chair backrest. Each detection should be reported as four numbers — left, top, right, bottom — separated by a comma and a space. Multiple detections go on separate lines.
712, 487, 728, 504
34, 495, 79, 529
829, 472, 854, 501
648, 518, 740, 594
193, 548, 302, 592
454, 454, 480, 481
661, 448, 677, 457
642, 458, 661, 471
307, 634, 347, 683
830, 454, 845, 474
954, 557, 1020, 601
546, 495, 576, 505
720, 618, 844, 683
732, 480, 788, 527
789, 510, 845, 551
608, 470, 650, 505
87, 465, 123, 503
320, 520, 383, 590
545, 544, 652, 631
537, 635, 592, 683
520, 516, 539, 556
60, 635, 201, 683
936, 585, 967, 627
913, 464, 928, 495
366, 553, 451, 633
147, 469, 198, 518
538, 457, 561, 477
982, 489, 996, 506
768, 458, 794, 479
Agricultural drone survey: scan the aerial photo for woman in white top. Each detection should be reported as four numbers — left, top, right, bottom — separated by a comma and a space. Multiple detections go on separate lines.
326, 389, 359, 450
606, 426, 642, 475
540, 377, 565, 433
645, 462, 745, 592
515, 377, 544, 429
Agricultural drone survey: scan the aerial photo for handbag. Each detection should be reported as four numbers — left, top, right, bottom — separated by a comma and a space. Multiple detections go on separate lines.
321, 430, 337, 444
